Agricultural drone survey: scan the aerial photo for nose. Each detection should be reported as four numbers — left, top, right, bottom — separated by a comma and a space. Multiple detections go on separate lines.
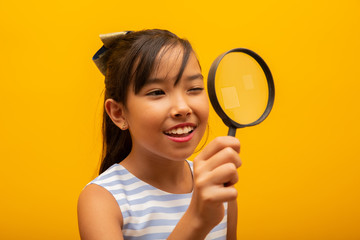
170, 94, 192, 118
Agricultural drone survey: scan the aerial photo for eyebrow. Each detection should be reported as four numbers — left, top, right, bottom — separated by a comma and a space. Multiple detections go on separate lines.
146, 73, 204, 85
185, 73, 204, 81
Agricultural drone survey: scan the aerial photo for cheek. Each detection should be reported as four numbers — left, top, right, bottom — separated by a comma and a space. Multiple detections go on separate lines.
129, 104, 165, 128
198, 95, 209, 121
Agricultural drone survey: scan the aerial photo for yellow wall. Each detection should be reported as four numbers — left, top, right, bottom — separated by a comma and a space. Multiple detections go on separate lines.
1, 0, 359, 239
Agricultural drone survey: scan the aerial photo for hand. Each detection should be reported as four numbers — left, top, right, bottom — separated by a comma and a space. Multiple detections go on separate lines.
188, 136, 242, 232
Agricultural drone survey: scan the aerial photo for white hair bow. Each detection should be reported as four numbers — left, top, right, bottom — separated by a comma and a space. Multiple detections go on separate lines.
92, 31, 132, 76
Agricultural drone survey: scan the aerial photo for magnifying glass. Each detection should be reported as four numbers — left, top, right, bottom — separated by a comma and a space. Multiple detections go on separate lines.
207, 48, 275, 136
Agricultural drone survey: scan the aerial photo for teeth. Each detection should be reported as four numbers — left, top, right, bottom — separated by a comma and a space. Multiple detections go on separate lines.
166, 126, 194, 135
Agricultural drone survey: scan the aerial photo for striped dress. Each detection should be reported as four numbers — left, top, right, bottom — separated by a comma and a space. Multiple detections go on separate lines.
89, 161, 228, 240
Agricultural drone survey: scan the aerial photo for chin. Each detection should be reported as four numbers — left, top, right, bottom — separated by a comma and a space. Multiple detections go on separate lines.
166, 150, 194, 162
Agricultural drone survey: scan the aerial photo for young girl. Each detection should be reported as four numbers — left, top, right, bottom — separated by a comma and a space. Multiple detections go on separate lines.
77, 29, 241, 240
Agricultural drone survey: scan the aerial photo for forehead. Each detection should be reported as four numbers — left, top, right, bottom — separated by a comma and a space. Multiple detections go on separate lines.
150, 44, 200, 81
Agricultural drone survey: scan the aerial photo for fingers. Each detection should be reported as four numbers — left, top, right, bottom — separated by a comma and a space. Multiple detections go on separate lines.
213, 163, 239, 186
198, 185, 238, 203
195, 146, 242, 173
195, 163, 238, 203
196, 162, 239, 187
186, 137, 241, 230
194, 137, 241, 174
195, 136, 240, 161
191, 136, 241, 206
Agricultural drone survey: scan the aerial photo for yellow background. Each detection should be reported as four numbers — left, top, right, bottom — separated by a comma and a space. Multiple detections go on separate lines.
1, 0, 359, 239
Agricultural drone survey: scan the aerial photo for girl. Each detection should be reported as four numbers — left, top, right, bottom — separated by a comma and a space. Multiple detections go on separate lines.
77, 29, 241, 240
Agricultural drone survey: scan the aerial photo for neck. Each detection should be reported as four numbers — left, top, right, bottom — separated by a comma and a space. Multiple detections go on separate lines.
120, 151, 193, 194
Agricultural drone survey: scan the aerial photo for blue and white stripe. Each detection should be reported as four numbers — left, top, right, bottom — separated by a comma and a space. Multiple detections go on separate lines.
90, 161, 227, 240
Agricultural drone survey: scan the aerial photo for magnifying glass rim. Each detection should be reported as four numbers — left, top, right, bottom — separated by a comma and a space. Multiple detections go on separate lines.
207, 48, 275, 128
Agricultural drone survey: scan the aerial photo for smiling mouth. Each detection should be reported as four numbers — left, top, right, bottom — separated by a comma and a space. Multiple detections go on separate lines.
164, 126, 195, 137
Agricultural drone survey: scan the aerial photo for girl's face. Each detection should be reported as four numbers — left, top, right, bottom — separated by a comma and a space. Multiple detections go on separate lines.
124, 45, 209, 162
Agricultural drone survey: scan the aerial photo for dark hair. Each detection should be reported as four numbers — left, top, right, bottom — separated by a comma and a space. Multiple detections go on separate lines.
99, 29, 195, 174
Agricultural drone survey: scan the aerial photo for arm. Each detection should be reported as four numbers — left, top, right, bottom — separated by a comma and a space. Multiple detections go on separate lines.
77, 184, 124, 240
168, 136, 242, 239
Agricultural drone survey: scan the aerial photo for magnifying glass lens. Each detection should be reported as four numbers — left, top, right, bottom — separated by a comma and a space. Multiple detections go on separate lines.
214, 52, 269, 125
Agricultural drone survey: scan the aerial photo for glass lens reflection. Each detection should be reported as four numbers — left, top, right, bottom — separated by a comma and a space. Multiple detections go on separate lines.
215, 52, 269, 125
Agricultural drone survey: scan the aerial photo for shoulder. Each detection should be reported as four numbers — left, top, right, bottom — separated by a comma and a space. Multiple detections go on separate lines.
78, 183, 120, 210
78, 164, 124, 222
78, 184, 124, 239
77, 166, 125, 240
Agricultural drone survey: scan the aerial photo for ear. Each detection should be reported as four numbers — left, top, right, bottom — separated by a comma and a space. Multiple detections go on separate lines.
104, 99, 128, 130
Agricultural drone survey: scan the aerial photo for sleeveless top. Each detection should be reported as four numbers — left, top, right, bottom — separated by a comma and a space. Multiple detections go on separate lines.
89, 161, 228, 240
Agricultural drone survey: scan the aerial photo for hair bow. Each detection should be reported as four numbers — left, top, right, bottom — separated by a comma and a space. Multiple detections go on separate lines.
92, 31, 132, 76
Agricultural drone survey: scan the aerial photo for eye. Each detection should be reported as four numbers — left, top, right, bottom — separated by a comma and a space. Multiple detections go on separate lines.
188, 87, 204, 93
146, 89, 165, 96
